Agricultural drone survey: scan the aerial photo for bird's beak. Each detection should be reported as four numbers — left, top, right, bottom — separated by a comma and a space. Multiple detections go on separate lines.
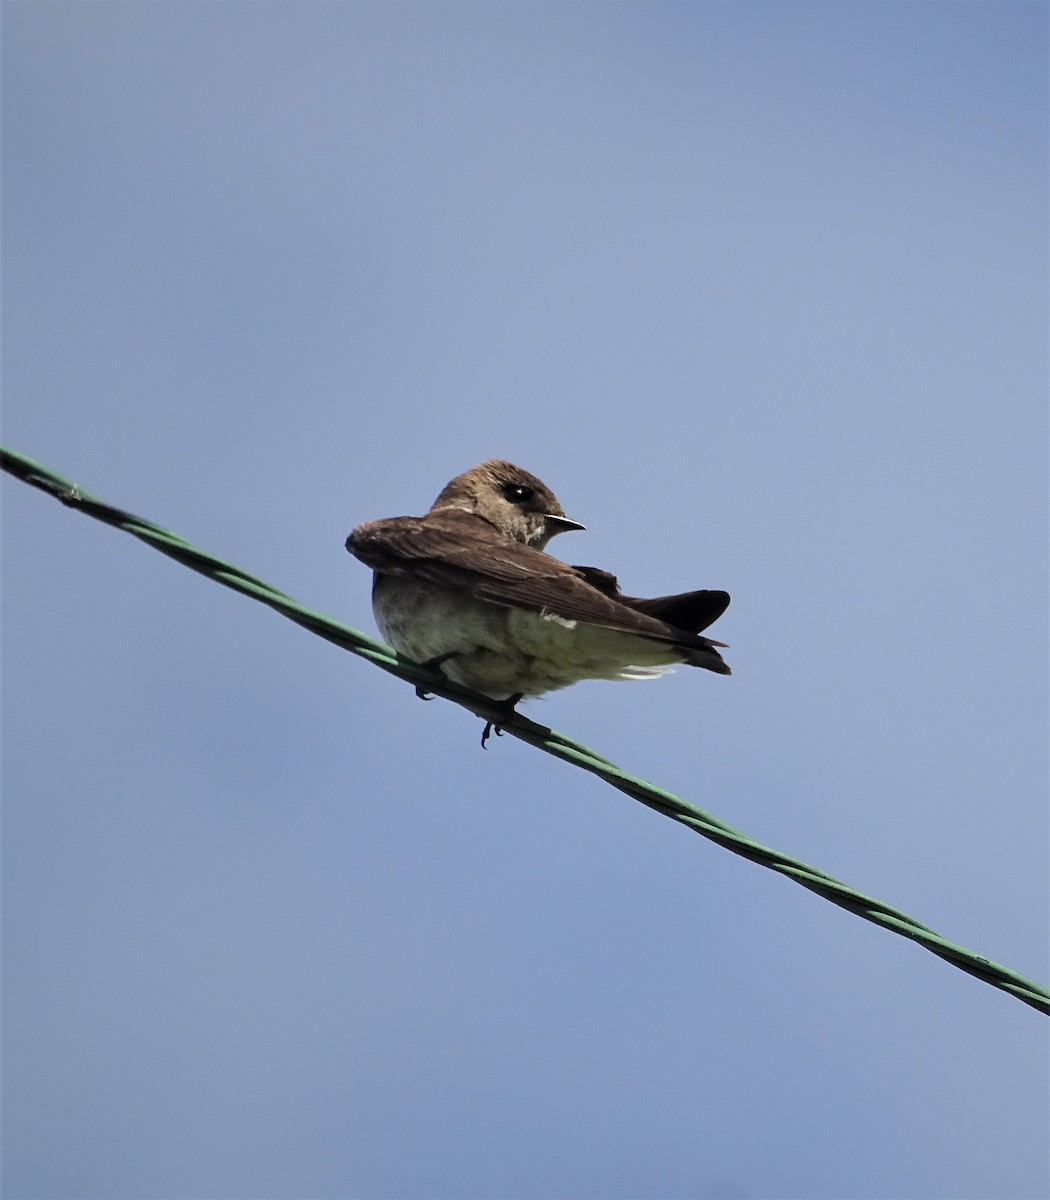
544, 514, 586, 537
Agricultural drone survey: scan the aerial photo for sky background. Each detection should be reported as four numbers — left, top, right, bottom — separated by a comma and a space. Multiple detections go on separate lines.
3, 3, 1047, 1198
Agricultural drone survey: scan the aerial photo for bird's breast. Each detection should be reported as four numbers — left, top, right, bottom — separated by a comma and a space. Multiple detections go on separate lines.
371, 573, 682, 700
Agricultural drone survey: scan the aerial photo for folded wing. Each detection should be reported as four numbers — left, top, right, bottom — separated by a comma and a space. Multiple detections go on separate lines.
347, 509, 730, 672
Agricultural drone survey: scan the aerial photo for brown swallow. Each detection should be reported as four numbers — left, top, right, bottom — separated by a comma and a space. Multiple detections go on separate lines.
345, 461, 730, 739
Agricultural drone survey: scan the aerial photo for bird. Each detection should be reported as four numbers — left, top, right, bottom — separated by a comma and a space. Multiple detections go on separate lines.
345, 460, 730, 743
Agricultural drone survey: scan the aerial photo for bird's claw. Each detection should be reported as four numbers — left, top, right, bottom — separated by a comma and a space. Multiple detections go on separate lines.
480, 693, 524, 749
480, 722, 504, 748
415, 652, 460, 702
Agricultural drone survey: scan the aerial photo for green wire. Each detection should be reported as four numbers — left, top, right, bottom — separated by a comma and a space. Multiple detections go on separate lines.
4, 444, 1047, 1017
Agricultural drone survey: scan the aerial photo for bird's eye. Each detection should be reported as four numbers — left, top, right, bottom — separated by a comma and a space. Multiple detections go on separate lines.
502, 483, 535, 505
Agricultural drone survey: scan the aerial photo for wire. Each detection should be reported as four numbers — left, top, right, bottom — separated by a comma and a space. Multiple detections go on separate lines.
4, 443, 1047, 1017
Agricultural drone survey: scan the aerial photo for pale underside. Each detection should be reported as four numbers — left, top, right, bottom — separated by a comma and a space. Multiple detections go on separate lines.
374, 577, 681, 700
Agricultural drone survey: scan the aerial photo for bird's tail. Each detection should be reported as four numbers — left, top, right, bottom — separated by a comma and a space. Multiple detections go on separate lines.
683, 637, 732, 675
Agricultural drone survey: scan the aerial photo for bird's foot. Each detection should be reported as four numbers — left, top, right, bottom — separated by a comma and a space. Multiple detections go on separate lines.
480, 694, 524, 749
414, 652, 460, 700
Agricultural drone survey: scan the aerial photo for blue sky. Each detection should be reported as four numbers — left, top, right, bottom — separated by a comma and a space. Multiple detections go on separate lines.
3, 3, 1047, 1198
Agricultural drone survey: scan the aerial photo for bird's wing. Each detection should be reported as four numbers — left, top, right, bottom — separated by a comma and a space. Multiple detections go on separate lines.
618, 589, 730, 636
347, 510, 728, 650
571, 566, 730, 636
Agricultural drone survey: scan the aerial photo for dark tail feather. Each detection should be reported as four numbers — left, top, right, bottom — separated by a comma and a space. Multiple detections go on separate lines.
571, 566, 732, 673
683, 637, 732, 675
